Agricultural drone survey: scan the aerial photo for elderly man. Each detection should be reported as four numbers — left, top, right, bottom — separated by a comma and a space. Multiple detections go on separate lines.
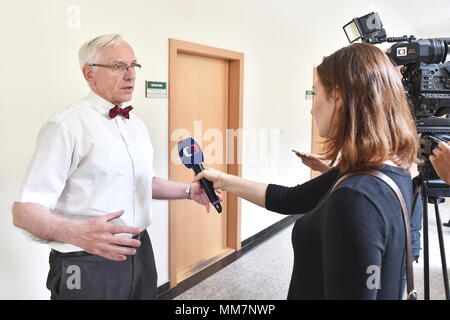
12, 34, 211, 300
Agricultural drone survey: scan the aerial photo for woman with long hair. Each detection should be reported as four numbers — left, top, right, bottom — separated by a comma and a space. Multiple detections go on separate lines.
194, 43, 419, 299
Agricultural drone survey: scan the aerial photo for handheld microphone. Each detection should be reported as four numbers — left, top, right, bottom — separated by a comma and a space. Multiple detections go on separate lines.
178, 137, 222, 213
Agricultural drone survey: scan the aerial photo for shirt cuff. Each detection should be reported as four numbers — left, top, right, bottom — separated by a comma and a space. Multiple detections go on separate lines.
15, 191, 58, 209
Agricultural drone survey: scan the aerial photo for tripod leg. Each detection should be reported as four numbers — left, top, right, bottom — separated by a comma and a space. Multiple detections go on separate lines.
434, 203, 450, 299
423, 190, 430, 300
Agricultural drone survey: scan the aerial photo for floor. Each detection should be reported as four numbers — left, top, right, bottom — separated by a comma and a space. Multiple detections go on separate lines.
175, 203, 450, 300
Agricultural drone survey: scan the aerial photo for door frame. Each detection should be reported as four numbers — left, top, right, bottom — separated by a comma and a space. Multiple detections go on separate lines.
168, 39, 244, 287
310, 67, 325, 179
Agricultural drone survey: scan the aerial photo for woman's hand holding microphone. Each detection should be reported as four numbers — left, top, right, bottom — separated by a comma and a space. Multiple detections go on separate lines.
192, 168, 268, 208
192, 167, 226, 190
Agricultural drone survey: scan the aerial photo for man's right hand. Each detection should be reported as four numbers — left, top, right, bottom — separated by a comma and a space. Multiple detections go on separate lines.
72, 210, 141, 261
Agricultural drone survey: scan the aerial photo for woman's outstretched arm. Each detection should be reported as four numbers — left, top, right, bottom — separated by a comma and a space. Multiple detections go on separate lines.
193, 167, 340, 214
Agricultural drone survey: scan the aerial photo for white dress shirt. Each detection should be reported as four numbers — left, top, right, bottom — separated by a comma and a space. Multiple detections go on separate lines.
17, 92, 156, 252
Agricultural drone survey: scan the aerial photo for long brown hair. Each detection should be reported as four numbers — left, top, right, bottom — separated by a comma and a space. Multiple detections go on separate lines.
316, 43, 418, 172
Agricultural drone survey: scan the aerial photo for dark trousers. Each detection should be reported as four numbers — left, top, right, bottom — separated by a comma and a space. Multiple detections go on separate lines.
46, 230, 157, 300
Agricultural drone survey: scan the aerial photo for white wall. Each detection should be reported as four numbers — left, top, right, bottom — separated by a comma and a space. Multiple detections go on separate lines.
0, 0, 420, 299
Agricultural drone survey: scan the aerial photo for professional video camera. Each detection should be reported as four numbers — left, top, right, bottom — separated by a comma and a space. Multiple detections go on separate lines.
343, 12, 450, 179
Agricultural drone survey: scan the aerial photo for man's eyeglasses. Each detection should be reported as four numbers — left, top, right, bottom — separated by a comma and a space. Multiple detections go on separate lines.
88, 62, 142, 72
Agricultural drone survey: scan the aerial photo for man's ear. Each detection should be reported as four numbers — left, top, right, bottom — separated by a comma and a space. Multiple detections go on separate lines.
82, 65, 95, 83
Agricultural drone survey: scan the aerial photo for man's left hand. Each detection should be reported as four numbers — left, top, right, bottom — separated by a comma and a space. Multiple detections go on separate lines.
430, 141, 450, 184
189, 182, 222, 213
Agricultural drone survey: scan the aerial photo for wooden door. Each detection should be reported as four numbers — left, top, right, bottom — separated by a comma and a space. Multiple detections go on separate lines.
169, 39, 244, 286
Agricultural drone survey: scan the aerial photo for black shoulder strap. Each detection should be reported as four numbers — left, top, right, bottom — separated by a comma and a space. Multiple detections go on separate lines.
331, 169, 417, 300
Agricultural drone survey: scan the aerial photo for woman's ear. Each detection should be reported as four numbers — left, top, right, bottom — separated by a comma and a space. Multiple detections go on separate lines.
334, 88, 343, 110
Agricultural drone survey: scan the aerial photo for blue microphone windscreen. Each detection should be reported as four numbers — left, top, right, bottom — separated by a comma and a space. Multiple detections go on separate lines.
178, 137, 204, 169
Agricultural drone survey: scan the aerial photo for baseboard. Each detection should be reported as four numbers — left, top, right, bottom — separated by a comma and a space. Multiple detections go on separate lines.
157, 214, 300, 300
241, 215, 299, 249
156, 282, 170, 296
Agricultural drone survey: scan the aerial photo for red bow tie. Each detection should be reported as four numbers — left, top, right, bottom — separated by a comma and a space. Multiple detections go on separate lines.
109, 105, 133, 119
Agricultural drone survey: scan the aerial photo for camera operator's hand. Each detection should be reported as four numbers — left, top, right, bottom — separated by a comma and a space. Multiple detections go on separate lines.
430, 141, 450, 184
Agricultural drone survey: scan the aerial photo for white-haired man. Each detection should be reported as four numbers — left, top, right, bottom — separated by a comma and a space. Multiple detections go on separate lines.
12, 34, 212, 300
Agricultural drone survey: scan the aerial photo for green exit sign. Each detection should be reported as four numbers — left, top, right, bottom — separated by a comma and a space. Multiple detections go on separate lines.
146, 81, 167, 98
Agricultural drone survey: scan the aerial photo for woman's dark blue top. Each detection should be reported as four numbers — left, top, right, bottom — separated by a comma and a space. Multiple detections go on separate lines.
265, 165, 421, 299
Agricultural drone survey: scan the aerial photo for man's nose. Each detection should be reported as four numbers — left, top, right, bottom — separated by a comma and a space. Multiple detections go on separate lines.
124, 67, 135, 80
